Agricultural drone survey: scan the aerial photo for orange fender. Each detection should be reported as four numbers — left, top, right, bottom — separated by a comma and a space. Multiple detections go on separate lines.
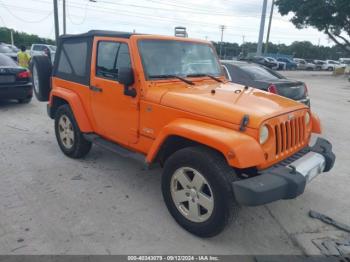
311, 112, 322, 134
50, 87, 93, 132
146, 118, 265, 169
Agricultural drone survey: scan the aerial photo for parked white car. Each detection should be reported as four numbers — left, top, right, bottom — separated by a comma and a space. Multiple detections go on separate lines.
322, 60, 346, 71
30, 44, 56, 63
293, 58, 316, 70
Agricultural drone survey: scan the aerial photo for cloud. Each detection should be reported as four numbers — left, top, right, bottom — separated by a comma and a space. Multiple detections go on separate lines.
0, 0, 330, 46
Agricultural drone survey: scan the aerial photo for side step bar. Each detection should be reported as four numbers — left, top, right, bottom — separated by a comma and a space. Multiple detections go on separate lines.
83, 133, 146, 164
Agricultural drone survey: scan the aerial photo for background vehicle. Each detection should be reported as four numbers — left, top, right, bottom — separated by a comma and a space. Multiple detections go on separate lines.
277, 57, 297, 70
4, 44, 19, 53
293, 58, 316, 70
266, 57, 285, 70
0, 43, 18, 61
0, 53, 32, 103
31, 30, 334, 238
30, 44, 56, 63
221, 60, 310, 106
250, 56, 278, 69
313, 60, 326, 70
322, 60, 345, 71
339, 58, 350, 65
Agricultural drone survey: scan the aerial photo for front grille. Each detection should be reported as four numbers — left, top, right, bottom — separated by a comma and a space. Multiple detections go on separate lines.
274, 115, 306, 156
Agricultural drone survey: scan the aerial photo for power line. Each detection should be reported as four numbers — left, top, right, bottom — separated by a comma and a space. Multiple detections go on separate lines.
66, 0, 89, 25
0, 0, 52, 23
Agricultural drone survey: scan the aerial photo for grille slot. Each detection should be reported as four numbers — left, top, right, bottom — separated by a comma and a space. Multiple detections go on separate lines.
274, 116, 306, 157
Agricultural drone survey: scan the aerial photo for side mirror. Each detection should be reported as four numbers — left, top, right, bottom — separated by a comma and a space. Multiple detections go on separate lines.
118, 67, 136, 97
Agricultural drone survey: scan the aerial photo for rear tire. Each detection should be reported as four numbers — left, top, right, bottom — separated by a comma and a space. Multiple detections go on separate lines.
162, 146, 239, 237
30, 55, 52, 102
54, 104, 92, 158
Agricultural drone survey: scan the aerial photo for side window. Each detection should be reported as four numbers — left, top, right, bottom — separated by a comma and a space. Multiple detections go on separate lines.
96, 41, 131, 81
116, 43, 131, 69
97, 41, 120, 80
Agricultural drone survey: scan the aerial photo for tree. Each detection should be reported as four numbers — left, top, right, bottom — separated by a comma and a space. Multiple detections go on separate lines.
0, 27, 55, 47
275, 0, 350, 54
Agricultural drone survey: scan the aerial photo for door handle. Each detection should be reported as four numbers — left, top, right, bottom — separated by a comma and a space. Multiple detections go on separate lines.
89, 86, 103, 92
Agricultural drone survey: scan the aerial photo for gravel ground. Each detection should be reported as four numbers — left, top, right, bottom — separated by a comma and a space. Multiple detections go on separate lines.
0, 71, 349, 255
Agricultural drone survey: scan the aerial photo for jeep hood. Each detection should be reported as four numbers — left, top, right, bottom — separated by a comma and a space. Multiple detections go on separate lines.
158, 82, 306, 129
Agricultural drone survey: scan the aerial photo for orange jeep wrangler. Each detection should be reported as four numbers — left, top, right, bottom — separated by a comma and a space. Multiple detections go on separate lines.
31, 30, 335, 237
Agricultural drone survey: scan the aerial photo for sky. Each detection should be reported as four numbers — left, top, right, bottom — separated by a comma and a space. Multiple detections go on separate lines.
0, 0, 333, 46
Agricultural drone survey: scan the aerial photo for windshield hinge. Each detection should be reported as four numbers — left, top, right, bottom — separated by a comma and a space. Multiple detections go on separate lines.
239, 115, 249, 131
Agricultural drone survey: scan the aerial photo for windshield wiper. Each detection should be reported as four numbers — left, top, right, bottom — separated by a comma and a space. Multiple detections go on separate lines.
186, 73, 223, 83
148, 74, 194, 85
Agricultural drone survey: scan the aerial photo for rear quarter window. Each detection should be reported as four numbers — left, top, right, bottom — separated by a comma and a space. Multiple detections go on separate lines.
54, 37, 92, 85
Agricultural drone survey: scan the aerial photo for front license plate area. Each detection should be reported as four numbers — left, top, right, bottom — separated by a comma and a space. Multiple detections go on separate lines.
288, 152, 326, 183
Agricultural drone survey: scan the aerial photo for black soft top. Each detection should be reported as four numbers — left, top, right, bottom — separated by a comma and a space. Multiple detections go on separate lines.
60, 30, 140, 40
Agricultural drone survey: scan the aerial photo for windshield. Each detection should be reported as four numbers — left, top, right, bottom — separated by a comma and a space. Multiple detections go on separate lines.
0, 45, 13, 53
138, 39, 222, 79
241, 65, 282, 80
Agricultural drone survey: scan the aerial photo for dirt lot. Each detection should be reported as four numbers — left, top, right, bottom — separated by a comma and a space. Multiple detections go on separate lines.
0, 71, 349, 255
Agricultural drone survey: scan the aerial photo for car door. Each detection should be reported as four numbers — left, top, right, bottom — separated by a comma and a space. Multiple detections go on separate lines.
90, 37, 139, 145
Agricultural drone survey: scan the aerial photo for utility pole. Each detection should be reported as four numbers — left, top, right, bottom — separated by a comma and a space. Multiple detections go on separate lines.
53, 0, 60, 43
264, 0, 274, 55
219, 25, 226, 59
10, 30, 14, 46
63, 0, 66, 34
241, 35, 245, 58
257, 0, 268, 56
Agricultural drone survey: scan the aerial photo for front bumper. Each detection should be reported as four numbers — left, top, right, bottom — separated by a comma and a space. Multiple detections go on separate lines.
232, 137, 335, 206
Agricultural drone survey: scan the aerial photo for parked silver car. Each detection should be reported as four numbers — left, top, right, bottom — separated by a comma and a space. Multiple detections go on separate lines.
293, 58, 316, 70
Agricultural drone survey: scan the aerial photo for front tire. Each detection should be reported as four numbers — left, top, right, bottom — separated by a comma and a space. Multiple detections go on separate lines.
54, 104, 92, 158
162, 146, 239, 237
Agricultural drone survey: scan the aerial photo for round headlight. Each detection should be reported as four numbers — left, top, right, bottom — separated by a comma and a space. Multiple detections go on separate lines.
305, 112, 310, 125
259, 125, 269, 144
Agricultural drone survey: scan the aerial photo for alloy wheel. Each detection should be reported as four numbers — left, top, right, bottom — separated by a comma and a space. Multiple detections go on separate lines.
170, 167, 214, 223
58, 114, 74, 149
